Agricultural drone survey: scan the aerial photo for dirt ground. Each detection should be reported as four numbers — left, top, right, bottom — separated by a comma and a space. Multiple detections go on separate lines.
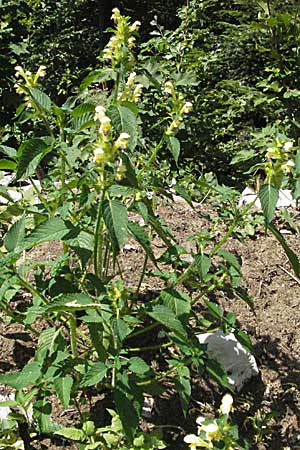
1, 197, 300, 449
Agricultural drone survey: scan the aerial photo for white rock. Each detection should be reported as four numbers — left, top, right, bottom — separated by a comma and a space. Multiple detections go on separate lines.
197, 330, 259, 391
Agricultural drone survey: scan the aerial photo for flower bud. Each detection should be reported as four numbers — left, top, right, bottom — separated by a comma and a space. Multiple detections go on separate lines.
128, 36, 136, 48
100, 116, 112, 136
127, 72, 136, 87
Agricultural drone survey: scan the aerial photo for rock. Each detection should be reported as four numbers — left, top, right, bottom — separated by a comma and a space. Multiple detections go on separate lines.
196, 330, 259, 391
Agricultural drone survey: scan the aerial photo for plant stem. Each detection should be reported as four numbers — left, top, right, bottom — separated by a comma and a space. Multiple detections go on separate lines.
127, 341, 172, 352
69, 314, 78, 358
135, 254, 148, 295
127, 321, 160, 339
137, 136, 165, 179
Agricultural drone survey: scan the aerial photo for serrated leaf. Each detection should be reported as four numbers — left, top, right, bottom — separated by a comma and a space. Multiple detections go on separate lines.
259, 184, 279, 223
0, 362, 41, 389
16, 138, 50, 181
218, 249, 241, 271
21, 217, 74, 250
102, 199, 128, 254
28, 87, 51, 112
167, 136, 180, 164
205, 358, 232, 390
37, 327, 62, 357
127, 221, 156, 264
128, 357, 150, 375
80, 362, 107, 387
147, 305, 187, 337
108, 105, 137, 150
43, 293, 99, 313
4, 214, 25, 253
195, 254, 211, 281
54, 376, 73, 408
205, 300, 223, 320
71, 102, 95, 118
80, 68, 115, 91
159, 289, 191, 316
234, 329, 253, 353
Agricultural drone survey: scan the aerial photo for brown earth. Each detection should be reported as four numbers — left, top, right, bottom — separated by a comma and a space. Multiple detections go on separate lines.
1, 198, 300, 449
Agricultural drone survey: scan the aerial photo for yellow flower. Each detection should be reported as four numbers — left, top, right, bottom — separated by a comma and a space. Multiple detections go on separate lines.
111, 7, 121, 22
94, 147, 106, 164
128, 36, 136, 48
284, 141, 293, 152
129, 20, 141, 32
127, 72, 137, 87
201, 422, 222, 442
115, 132, 130, 149
282, 159, 295, 173
184, 434, 209, 449
95, 105, 106, 121
164, 81, 174, 96
219, 394, 234, 415
182, 101, 193, 114
133, 83, 143, 102
100, 116, 112, 136
266, 147, 277, 159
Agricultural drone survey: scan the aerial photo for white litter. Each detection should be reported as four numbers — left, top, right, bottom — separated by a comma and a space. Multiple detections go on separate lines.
238, 187, 296, 209
197, 330, 259, 391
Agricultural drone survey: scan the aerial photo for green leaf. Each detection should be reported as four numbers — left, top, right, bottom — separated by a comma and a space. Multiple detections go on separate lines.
114, 372, 142, 443
159, 289, 191, 316
54, 376, 73, 408
43, 293, 99, 313
259, 184, 279, 223
147, 305, 187, 337
21, 217, 73, 250
55, 427, 85, 441
16, 138, 50, 181
80, 362, 107, 387
167, 136, 180, 164
0, 145, 17, 158
0, 362, 41, 389
205, 300, 223, 320
0, 159, 16, 170
108, 105, 137, 150
4, 214, 25, 253
37, 327, 62, 358
195, 254, 211, 281
28, 87, 51, 112
102, 199, 128, 253
205, 358, 232, 390
80, 68, 116, 91
175, 375, 191, 417
268, 222, 300, 278
234, 329, 253, 353
127, 221, 156, 264
218, 250, 241, 271
128, 357, 150, 375
71, 103, 95, 118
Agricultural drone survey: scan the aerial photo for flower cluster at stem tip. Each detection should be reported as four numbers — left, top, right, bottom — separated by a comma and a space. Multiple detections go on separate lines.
14, 65, 46, 108
118, 71, 143, 103
164, 80, 192, 136
184, 394, 238, 449
103, 7, 141, 70
264, 139, 296, 186
93, 105, 129, 175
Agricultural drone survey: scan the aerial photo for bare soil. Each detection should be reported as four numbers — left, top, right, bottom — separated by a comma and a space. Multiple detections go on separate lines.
1, 198, 300, 449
